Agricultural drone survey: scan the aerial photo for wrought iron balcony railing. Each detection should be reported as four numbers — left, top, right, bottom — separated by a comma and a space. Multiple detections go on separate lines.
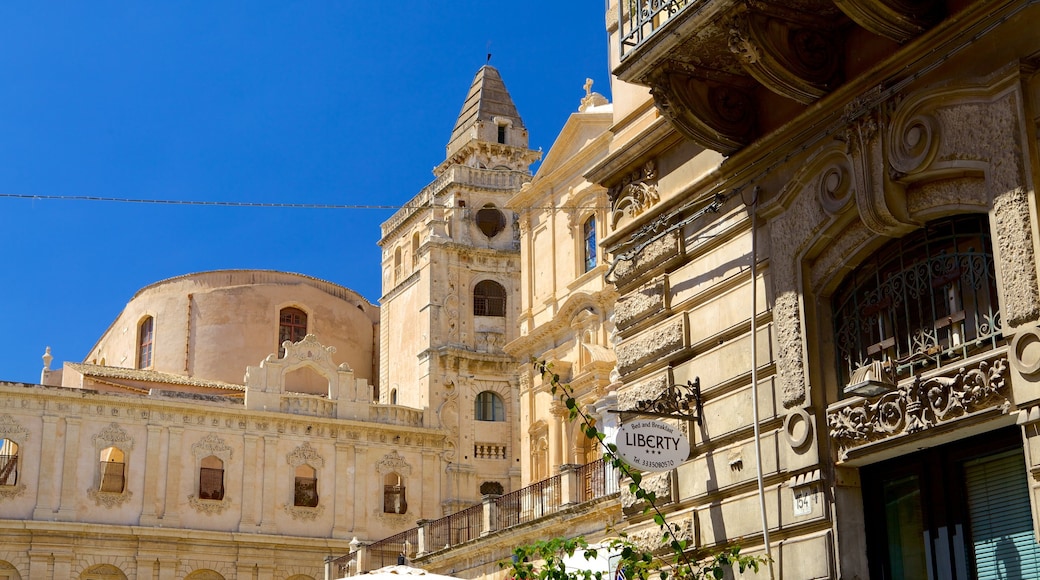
619, 0, 694, 60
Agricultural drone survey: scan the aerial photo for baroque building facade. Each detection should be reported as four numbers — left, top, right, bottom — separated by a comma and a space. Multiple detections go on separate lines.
589, 0, 1040, 578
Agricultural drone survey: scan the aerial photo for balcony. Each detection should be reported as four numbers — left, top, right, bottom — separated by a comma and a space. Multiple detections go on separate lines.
613, 0, 948, 154
330, 458, 620, 577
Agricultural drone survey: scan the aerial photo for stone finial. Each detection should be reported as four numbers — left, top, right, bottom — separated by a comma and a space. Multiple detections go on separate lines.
579, 78, 609, 112
42, 346, 52, 371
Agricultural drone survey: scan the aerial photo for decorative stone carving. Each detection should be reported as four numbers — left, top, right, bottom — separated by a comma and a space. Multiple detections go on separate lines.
727, 6, 843, 104
0, 414, 29, 445
609, 161, 660, 228
834, 0, 941, 43
87, 487, 133, 508
284, 503, 325, 521
621, 471, 674, 511
626, 515, 695, 553
828, 357, 1010, 460
376, 450, 411, 477
281, 334, 340, 368
615, 316, 686, 377
192, 434, 233, 462
0, 483, 26, 500
286, 442, 325, 469
93, 422, 134, 451
611, 230, 683, 289
189, 494, 231, 515
648, 65, 757, 155
1012, 325, 1040, 376
614, 279, 666, 331
617, 373, 671, 415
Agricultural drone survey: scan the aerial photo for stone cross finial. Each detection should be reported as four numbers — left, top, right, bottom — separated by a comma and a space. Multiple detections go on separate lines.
584, 78, 593, 96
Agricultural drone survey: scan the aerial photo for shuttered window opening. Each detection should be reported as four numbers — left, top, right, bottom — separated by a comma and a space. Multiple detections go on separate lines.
965, 450, 1040, 579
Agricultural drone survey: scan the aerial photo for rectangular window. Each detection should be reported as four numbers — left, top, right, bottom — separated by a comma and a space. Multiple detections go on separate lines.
199, 467, 225, 500
497, 125, 506, 144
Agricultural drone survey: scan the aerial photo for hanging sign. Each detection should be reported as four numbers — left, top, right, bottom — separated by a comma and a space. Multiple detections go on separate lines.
615, 419, 690, 472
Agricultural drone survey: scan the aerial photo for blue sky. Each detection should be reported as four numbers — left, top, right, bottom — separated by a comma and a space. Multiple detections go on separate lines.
0, 3, 611, 383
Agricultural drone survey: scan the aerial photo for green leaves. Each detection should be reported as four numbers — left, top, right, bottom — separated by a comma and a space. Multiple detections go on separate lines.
512, 360, 770, 580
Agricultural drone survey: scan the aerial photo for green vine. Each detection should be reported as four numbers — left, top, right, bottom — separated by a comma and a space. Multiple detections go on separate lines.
502, 360, 767, 580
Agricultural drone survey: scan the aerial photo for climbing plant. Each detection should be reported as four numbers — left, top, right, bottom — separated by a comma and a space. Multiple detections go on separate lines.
502, 360, 767, 580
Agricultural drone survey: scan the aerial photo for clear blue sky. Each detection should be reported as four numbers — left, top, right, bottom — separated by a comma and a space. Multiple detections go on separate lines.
0, 3, 611, 384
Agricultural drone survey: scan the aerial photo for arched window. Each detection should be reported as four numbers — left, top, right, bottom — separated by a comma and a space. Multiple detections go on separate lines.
394, 247, 403, 282
98, 446, 126, 493
475, 391, 505, 422
294, 464, 318, 507
583, 216, 597, 272
476, 205, 506, 238
473, 280, 506, 317
137, 316, 154, 369
279, 307, 307, 357
833, 214, 1001, 393
390, 388, 398, 405
0, 439, 19, 486
198, 456, 225, 501
384, 472, 407, 514
412, 232, 420, 267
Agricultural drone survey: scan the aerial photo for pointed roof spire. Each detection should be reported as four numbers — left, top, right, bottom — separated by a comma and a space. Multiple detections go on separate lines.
445, 65, 527, 161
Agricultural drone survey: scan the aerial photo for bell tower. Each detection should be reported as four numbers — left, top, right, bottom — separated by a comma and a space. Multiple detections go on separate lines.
378, 65, 540, 513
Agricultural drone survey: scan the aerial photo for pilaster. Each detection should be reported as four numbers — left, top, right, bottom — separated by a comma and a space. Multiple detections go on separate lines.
333, 441, 356, 538
55, 417, 80, 521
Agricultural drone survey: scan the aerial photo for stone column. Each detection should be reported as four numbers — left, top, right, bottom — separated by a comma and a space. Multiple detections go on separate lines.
353, 445, 369, 533
239, 433, 260, 531
27, 550, 51, 579
55, 417, 81, 521
32, 415, 61, 520
558, 464, 581, 505
163, 426, 183, 527
260, 435, 279, 533
333, 441, 356, 538
140, 424, 165, 525
52, 552, 72, 579
549, 401, 567, 471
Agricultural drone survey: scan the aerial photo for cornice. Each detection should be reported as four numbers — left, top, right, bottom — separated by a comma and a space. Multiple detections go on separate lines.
585, 115, 683, 187
0, 382, 447, 444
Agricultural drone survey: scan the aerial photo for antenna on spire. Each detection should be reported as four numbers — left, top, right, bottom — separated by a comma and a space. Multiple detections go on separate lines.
486, 41, 492, 64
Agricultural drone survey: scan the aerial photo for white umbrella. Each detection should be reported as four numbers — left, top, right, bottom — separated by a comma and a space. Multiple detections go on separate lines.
334, 564, 463, 580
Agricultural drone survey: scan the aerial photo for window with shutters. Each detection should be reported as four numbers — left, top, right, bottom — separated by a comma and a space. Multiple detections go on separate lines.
137, 316, 154, 369
473, 280, 506, 317
294, 464, 318, 508
861, 427, 1040, 579
198, 455, 225, 501
0, 439, 18, 486
98, 446, 126, 493
279, 307, 308, 357
384, 472, 407, 514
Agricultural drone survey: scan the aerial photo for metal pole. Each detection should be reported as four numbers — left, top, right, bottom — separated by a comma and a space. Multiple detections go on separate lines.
747, 187, 775, 577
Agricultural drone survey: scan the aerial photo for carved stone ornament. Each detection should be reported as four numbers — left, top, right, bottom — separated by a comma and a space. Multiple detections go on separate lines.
188, 494, 232, 515
833, 0, 942, 43
376, 450, 412, 477
828, 357, 1010, 461
93, 422, 135, 451
609, 160, 660, 228
727, 6, 843, 104
626, 515, 695, 553
192, 434, 233, 462
0, 415, 28, 444
281, 333, 339, 368
286, 442, 325, 469
648, 65, 756, 155
284, 503, 325, 521
87, 487, 133, 508
0, 484, 26, 501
